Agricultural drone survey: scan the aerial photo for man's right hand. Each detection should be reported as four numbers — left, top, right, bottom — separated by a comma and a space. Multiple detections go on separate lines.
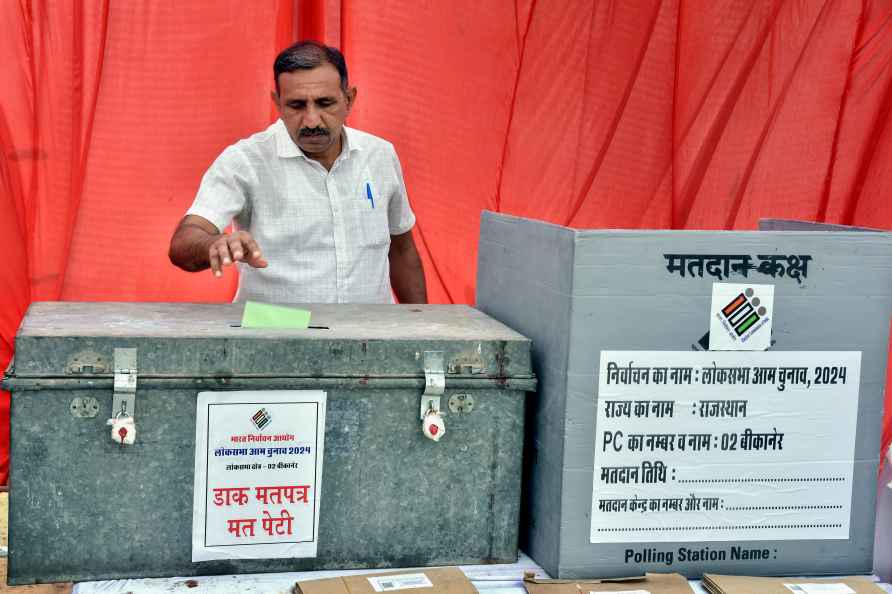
208, 230, 268, 277
169, 215, 268, 276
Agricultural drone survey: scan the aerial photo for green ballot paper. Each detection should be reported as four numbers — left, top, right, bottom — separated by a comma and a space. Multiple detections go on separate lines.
241, 301, 311, 329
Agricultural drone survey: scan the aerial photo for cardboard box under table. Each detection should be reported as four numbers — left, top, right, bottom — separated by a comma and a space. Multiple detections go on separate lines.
3, 303, 535, 584
294, 567, 477, 594
522, 572, 694, 594
701, 573, 887, 594
475, 211, 892, 578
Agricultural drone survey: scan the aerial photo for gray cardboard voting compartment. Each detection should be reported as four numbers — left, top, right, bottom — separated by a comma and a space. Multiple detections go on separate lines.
475, 211, 892, 578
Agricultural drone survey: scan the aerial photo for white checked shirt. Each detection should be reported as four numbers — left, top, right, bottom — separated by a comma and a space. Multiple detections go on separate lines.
187, 120, 416, 303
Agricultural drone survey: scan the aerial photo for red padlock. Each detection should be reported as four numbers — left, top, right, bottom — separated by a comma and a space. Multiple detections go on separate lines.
422, 409, 445, 442
107, 414, 136, 445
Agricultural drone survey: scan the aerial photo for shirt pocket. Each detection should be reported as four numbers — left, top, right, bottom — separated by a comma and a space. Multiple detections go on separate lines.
356, 176, 390, 249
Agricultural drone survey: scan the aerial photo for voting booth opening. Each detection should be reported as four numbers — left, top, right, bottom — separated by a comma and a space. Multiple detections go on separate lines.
2, 303, 534, 584
476, 211, 892, 579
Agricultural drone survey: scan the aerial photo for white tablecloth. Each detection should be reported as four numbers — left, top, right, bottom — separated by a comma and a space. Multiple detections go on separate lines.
71, 552, 892, 594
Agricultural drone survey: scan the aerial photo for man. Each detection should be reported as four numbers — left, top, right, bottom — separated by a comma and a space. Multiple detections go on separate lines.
169, 41, 427, 304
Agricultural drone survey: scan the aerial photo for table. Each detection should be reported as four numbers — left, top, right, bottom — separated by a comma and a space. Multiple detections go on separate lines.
71, 553, 892, 594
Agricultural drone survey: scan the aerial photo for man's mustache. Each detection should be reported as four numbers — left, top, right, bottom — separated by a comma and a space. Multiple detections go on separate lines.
299, 127, 329, 137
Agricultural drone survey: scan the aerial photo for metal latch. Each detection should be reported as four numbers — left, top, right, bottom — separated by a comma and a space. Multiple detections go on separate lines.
420, 351, 445, 419
112, 348, 138, 420
447, 344, 486, 374
447, 358, 486, 375
66, 351, 107, 374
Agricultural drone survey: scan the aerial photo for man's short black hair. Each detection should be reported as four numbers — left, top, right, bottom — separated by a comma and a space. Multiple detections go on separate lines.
274, 40, 349, 94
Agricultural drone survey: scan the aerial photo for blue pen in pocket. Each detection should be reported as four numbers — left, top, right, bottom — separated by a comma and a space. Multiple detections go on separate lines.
365, 182, 375, 209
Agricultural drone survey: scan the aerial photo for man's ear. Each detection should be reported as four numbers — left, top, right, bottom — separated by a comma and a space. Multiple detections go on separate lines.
271, 90, 282, 114
345, 86, 357, 113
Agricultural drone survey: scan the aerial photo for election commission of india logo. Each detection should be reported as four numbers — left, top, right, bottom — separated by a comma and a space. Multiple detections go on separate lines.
252, 407, 272, 430
720, 287, 768, 342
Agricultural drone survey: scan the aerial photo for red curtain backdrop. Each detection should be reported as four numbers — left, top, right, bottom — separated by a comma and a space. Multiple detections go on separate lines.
2, 0, 891, 485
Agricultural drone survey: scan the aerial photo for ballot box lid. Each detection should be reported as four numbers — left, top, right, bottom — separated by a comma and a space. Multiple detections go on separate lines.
9, 302, 532, 379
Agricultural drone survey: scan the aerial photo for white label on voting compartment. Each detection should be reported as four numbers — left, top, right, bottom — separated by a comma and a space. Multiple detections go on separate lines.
709, 283, 774, 351
590, 351, 860, 543
783, 584, 856, 594
191, 390, 326, 561
368, 573, 434, 592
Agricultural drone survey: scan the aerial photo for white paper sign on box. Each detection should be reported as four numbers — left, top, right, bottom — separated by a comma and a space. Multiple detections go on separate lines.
192, 390, 327, 561
590, 351, 861, 544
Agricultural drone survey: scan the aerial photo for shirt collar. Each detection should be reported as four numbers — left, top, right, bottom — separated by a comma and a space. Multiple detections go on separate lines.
275, 119, 363, 161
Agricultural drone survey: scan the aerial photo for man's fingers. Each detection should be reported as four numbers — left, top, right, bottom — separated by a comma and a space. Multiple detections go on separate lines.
212, 238, 236, 277
219, 240, 234, 266
235, 231, 268, 268
243, 235, 264, 260
227, 235, 247, 262
249, 255, 269, 268
245, 238, 267, 268
209, 244, 223, 277
209, 233, 262, 276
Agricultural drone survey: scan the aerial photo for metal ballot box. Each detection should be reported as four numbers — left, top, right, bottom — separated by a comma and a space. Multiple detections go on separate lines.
476, 211, 892, 579
3, 303, 534, 584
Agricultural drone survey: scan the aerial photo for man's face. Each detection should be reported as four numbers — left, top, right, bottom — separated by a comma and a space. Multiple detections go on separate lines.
273, 63, 356, 165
